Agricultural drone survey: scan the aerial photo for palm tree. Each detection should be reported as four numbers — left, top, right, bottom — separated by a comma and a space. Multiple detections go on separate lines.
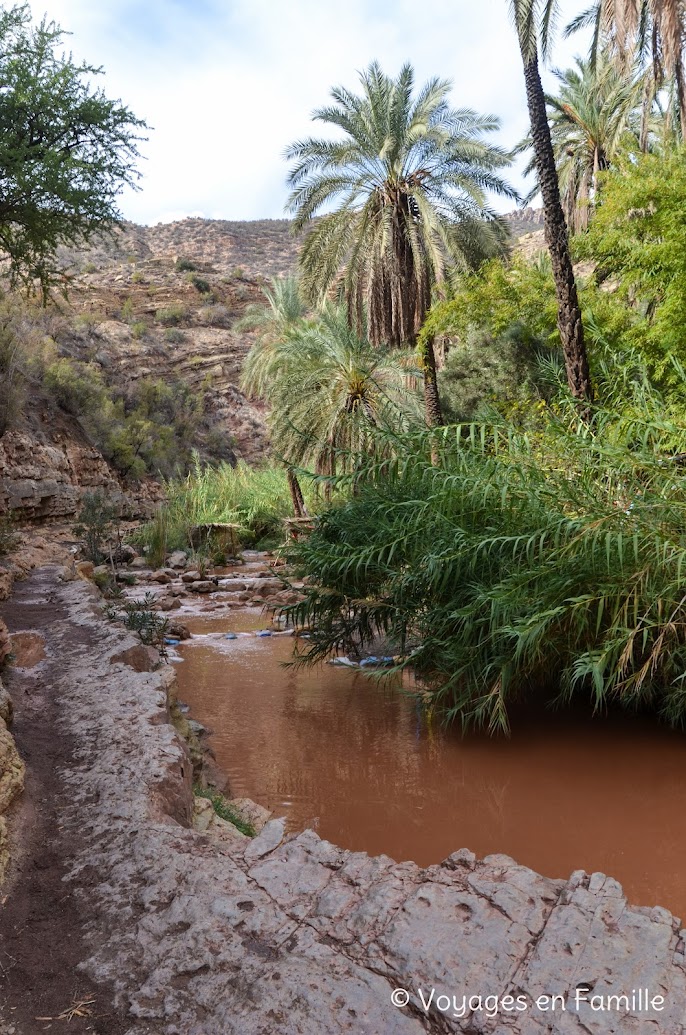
510, 0, 593, 405
244, 305, 418, 480
518, 56, 647, 232
568, 0, 686, 137
238, 276, 310, 516
285, 61, 515, 354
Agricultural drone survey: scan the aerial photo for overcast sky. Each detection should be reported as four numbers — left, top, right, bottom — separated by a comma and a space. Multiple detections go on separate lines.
28, 0, 589, 226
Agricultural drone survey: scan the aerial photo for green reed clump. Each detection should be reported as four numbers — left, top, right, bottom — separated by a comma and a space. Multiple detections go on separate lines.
135, 459, 317, 564
284, 353, 686, 734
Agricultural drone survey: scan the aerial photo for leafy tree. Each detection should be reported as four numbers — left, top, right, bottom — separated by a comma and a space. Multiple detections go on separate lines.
510, 0, 593, 404
0, 4, 146, 295
283, 349, 686, 733
285, 61, 515, 353
580, 147, 686, 372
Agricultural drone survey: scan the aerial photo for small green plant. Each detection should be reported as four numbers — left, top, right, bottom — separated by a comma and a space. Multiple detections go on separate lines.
131, 321, 148, 339
193, 784, 256, 836
131, 270, 144, 283
164, 327, 186, 344
156, 303, 187, 327
73, 491, 119, 564
119, 297, 135, 322
0, 516, 19, 557
120, 592, 169, 647
188, 274, 211, 294
175, 257, 198, 273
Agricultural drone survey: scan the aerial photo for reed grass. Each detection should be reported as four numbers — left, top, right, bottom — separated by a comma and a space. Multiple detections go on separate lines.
284, 351, 686, 733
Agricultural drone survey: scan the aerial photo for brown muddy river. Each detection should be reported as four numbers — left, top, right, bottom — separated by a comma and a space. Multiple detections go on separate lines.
175, 611, 686, 920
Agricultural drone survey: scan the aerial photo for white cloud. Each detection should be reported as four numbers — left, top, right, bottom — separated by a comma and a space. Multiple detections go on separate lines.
27, 0, 589, 224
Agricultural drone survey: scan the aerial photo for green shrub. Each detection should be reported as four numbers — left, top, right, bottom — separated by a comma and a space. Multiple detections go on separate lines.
175, 257, 198, 273
155, 303, 188, 327
73, 491, 119, 563
284, 349, 686, 733
189, 274, 211, 294
44, 357, 105, 416
164, 327, 186, 344
135, 460, 317, 559
131, 321, 147, 339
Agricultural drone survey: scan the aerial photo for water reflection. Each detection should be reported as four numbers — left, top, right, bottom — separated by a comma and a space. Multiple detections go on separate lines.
176, 615, 686, 919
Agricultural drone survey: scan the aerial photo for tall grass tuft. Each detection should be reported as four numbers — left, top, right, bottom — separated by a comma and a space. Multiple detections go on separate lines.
284, 352, 686, 733
135, 459, 317, 564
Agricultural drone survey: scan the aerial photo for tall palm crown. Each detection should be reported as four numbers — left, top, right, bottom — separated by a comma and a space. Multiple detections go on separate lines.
568, 0, 686, 135
519, 56, 647, 231
285, 62, 515, 349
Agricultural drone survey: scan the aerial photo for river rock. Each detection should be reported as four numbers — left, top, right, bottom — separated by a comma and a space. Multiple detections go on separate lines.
151, 571, 172, 584
168, 622, 190, 640
181, 570, 201, 583
228, 796, 272, 833
167, 551, 188, 569
189, 580, 215, 593
76, 560, 95, 578
0, 682, 12, 724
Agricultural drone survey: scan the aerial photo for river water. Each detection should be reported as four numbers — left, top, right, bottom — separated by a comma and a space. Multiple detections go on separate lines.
175, 610, 686, 919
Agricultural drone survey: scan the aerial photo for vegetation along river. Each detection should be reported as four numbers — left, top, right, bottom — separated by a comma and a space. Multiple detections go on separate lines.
175, 610, 686, 919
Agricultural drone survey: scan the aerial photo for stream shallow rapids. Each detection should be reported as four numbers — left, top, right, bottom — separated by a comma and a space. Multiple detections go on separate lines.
174, 609, 686, 920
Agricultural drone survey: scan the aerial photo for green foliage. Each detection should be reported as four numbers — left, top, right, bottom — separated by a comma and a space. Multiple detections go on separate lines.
175, 258, 198, 273
420, 256, 559, 348
286, 61, 514, 347
156, 303, 188, 327
131, 321, 148, 339
193, 785, 256, 836
580, 148, 686, 372
164, 327, 186, 344
283, 348, 686, 734
438, 325, 556, 422
188, 274, 211, 294
73, 491, 119, 564
0, 4, 146, 295
135, 461, 316, 561
43, 357, 105, 416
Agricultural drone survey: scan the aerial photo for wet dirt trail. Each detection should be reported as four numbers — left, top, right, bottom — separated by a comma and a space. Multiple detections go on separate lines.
0, 569, 127, 1035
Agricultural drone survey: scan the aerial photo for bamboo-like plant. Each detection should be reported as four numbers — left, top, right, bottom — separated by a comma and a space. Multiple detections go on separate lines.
283, 348, 686, 734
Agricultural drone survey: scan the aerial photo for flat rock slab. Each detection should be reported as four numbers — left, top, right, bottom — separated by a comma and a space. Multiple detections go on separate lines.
2, 569, 686, 1034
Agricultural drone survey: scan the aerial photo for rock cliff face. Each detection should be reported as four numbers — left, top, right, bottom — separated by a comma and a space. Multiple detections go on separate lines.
0, 211, 545, 526
0, 430, 124, 522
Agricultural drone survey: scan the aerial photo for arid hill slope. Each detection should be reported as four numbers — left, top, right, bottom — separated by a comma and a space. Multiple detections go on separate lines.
0, 211, 543, 522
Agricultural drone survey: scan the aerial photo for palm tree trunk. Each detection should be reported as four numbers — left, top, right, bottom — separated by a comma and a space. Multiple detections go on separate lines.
520, 46, 593, 405
420, 335, 444, 428
287, 467, 307, 518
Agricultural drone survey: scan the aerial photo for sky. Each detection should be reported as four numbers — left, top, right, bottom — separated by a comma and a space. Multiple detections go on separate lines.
28, 0, 590, 226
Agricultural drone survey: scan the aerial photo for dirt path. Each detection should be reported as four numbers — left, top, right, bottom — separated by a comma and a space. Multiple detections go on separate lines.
0, 569, 127, 1035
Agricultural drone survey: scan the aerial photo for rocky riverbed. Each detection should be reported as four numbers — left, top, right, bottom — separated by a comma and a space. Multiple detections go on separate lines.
0, 567, 685, 1034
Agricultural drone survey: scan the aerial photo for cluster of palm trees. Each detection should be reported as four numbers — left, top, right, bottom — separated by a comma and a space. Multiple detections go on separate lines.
240, 0, 686, 495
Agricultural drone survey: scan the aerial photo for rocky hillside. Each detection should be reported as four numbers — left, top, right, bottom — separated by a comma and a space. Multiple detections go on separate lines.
0, 210, 543, 524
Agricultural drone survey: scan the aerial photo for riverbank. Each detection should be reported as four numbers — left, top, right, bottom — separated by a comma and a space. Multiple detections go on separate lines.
1, 567, 686, 1034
